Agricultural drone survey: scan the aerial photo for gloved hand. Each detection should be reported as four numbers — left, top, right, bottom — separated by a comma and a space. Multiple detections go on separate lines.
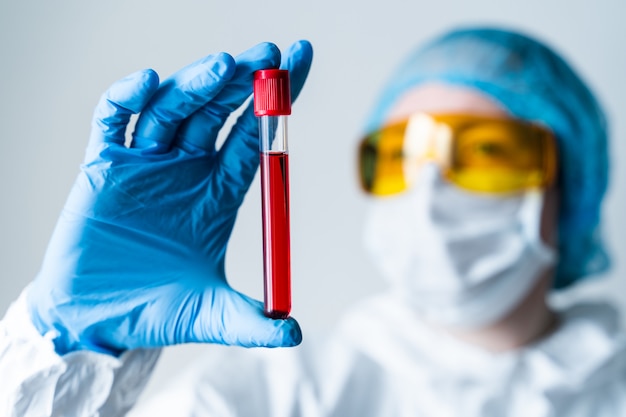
26, 41, 313, 356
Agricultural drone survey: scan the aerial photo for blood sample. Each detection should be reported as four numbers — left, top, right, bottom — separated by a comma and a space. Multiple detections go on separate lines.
253, 69, 292, 319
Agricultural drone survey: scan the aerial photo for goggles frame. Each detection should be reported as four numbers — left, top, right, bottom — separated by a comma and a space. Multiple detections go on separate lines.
359, 112, 557, 196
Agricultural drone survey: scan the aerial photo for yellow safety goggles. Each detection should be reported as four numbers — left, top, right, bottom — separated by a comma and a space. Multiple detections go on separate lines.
358, 113, 557, 196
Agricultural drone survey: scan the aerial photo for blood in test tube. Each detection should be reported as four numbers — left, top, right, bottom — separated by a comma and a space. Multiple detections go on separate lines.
253, 69, 292, 319
260, 151, 291, 318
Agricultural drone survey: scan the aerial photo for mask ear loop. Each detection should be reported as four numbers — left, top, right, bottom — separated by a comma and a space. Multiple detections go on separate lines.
518, 189, 558, 265
520, 122, 558, 259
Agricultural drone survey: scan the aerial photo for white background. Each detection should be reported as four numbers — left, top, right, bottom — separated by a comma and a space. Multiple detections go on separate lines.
1, 0, 624, 399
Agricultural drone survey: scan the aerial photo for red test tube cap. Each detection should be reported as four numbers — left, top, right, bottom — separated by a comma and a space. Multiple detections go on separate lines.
253, 69, 292, 116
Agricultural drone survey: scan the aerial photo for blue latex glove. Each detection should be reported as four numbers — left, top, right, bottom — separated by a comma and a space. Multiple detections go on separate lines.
27, 41, 313, 356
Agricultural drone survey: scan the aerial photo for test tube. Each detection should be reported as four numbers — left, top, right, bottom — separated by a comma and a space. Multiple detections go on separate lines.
253, 69, 292, 319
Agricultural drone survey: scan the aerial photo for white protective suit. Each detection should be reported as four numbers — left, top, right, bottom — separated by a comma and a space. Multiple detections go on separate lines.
2, 287, 626, 417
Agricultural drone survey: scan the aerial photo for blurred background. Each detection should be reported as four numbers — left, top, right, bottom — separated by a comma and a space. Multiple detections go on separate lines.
1, 0, 624, 400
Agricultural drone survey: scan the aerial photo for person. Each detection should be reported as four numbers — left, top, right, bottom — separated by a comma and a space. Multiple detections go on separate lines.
1, 26, 625, 417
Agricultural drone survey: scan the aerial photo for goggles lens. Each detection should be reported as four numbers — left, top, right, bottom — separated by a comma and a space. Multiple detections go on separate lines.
359, 113, 557, 195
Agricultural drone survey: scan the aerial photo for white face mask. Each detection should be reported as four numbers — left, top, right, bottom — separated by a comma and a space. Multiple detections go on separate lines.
363, 165, 556, 328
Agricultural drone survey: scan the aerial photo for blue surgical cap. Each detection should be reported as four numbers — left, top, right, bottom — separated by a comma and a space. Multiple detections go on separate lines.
365, 27, 611, 290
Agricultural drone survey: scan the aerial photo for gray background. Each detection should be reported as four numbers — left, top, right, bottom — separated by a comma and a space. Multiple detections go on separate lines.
1, 0, 624, 399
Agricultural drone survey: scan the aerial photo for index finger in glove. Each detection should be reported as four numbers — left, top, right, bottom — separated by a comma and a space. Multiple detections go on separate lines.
280, 39, 314, 104
174, 42, 281, 152
131, 52, 237, 153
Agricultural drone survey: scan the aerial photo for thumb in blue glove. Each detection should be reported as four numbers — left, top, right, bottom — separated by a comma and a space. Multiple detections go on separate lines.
27, 40, 314, 356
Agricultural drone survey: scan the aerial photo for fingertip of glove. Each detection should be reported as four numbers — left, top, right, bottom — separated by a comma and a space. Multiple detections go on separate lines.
283, 317, 303, 346
121, 69, 160, 93
139, 68, 160, 91
236, 42, 281, 71
255, 41, 281, 57
240, 300, 303, 348
134, 69, 160, 107
212, 291, 303, 348
211, 52, 237, 80
282, 41, 313, 102
294, 39, 314, 56
264, 316, 302, 348
286, 40, 314, 64
105, 69, 160, 113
